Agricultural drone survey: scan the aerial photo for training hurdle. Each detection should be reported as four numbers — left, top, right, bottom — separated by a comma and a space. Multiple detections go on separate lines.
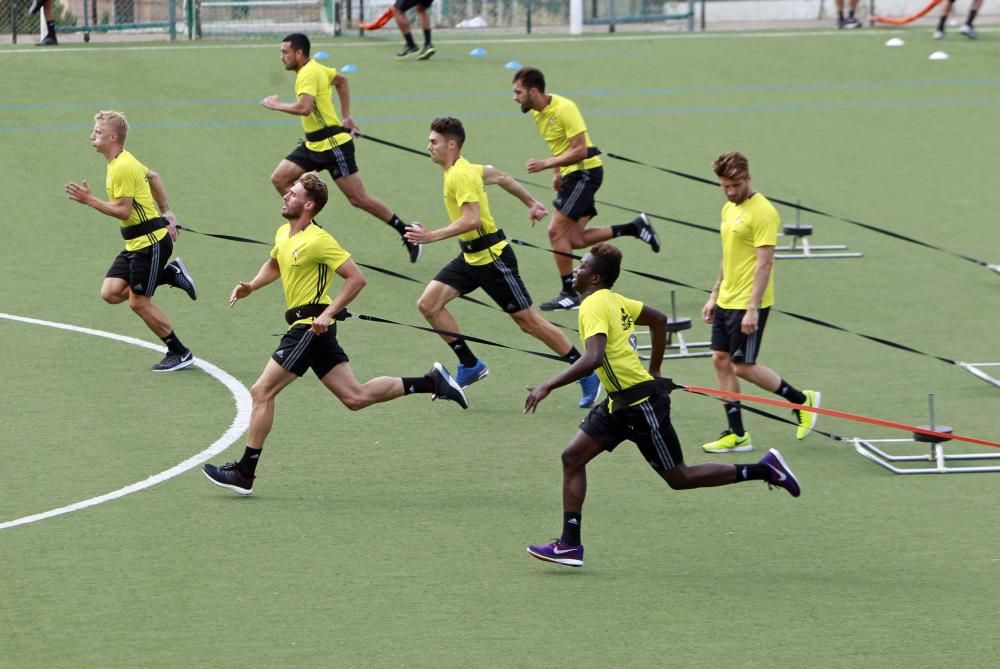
957, 362, 1000, 390
852, 395, 1000, 474
775, 206, 863, 260
637, 291, 712, 361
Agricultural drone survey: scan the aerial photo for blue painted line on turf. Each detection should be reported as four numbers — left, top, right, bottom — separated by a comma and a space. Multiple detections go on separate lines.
4, 97, 1000, 134
3, 78, 1000, 111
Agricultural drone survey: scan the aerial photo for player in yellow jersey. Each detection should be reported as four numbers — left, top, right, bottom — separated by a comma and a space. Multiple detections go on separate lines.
512, 67, 660, 311
65, 110, 198, 372
261, 33, 421, 264
403, 117, 601, 408
700, 152, 821, 454
201, 173, 467, 496
523, 243, 800, 568
392, 0, 435, 60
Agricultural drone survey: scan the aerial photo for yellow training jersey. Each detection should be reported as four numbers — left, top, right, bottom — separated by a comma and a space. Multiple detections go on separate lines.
530, 94, 602, 177
296, 59, 353, 152
269, 222, 352, 327
717, 192, 779, 310
106, 150, 165, 252
578, 288, 653, 395
443, 157, 507, 267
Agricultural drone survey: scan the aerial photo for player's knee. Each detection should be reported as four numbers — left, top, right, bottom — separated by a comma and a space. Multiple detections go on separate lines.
561, 446, 586, 471
732, 361, 754, 379
341, 394, 370, 411
711, 351, 732, 373
416, 295, 438, 319
662, 465, 695, 490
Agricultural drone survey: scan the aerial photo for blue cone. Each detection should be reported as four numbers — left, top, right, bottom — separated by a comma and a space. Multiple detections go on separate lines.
340, 63, 358, 73
470, 47, 487, 57
314, 50, 329, 59
504, 60, 523, 70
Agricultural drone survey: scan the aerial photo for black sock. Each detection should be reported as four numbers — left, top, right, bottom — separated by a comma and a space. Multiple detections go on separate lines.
386, 213, 407, 236
423, 29, 432, 46
561, 511, 582, 546
735, 463, 768, 481
838, 10, 845, 20
404, 32, 417, 48
238, 446, 261, 478
561, 346, 582, 365
938, 15, 947, 30
611, 222, 639, 238
725, 402, 745, 436
402, 376, 434, 394
560, 274, 576, 295
46, 20, 56, 36
449, 338, 478, 367
848, 10, 855, 18
967, 9, 977, 24
775, 379, 807, 405
160, 331, 189, 356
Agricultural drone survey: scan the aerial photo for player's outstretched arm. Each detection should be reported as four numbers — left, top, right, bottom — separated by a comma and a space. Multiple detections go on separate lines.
230, 259, 281, 307
482, 165, 548, 225
65, 180, 133, 221
525, 333, 606, 413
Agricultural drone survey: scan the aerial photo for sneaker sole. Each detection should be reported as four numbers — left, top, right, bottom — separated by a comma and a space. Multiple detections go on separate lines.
702, 444, 753, 453
202, 469, 253, 496
797, 391, 821, 440
766, 448, 801, 497
417, 51, 435, 60
150, 355, 195, 373
409, 243, 423, 263
539, 304, 580, 311
172, 258, 198, 300
526, 547, 583, 567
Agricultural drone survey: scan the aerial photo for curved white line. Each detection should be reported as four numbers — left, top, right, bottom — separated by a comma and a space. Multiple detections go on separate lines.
0, 312, 252, 530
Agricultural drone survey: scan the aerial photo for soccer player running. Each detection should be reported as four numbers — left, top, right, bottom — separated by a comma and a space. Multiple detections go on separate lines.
700, 152, 820, 455
202, 173, 468, 496
392, 0, 435, 60
512, 66, 660, 311
524, 243, 800, 568
403, 117, 601, 407
262, 33, 422, 263
65, 110, 198, 373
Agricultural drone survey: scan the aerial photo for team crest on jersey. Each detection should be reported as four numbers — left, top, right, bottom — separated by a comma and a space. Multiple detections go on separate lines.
620, 307, 634, 331
628, 332, 637, 351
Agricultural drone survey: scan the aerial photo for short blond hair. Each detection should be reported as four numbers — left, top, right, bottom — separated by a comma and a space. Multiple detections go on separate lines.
94, 110, 128, 144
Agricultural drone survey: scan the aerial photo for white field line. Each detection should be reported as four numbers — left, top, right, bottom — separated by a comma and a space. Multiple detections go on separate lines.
0, 312, 251, 531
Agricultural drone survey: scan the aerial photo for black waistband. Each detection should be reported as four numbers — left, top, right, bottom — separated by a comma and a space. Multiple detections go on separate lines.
120, 217, 167, 241
607, 377, 678, 413
459, 229, 506, 254
285, 304, 351, 325
304, 125, 350, 143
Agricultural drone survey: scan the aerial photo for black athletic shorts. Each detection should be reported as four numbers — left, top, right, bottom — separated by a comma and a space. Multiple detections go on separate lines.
554, 166, 603, 221
273, 323, 350, 378
579, 392, 684, 471
710, 305, 771, 364
286, 139, 359, 180
105, 234, 173, 297
395, 0, 433, 10
433, 244, 532, 314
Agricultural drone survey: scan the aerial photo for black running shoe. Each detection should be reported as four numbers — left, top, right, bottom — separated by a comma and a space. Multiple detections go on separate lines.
202, 462, 254, 495
405, 239, 422, 263
633, 213, 660, 253
395, 45, 419, 59
167, 258, 198, 300
428, 362, 469, 409
539, 291, 581, 311
417, 44, 435, 60
151, 350, 194, 372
